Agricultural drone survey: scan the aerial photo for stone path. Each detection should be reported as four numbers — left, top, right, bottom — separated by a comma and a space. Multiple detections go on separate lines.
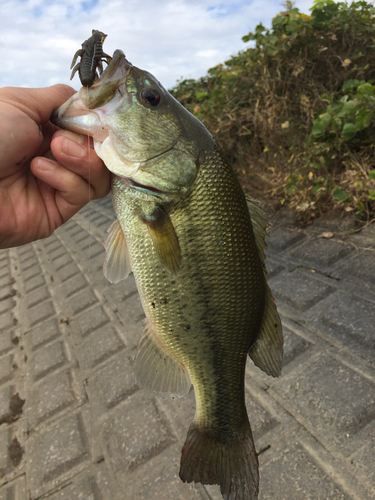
0, 196, 374, 500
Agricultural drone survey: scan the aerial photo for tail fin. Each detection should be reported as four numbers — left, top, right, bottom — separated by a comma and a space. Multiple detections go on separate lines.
179, 422, 259, 500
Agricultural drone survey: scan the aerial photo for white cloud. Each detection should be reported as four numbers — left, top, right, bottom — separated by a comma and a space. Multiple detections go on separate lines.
1, 0, 320, 91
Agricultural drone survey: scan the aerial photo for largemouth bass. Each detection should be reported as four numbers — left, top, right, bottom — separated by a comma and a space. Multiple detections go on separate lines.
52, 49, 283, 500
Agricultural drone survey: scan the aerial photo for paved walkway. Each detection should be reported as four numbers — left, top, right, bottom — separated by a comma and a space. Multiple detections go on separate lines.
0, 196, 374, 500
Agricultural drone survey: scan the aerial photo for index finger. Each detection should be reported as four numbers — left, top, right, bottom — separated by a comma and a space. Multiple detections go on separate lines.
0, 84, 76, 124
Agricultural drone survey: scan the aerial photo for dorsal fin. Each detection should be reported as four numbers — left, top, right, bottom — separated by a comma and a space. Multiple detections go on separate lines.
249, 284, 283, 377
245, 194, 269, 275
245, 195, 283, 377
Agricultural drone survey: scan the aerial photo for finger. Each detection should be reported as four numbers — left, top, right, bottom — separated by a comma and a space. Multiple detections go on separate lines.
36, 122, 61, 158
50, 131, 110, 199
0, 84, 76, 125
30, 157, 96, 224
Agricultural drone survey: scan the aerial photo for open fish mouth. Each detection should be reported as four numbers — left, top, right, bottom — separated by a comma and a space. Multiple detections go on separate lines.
51, 50, 132, 136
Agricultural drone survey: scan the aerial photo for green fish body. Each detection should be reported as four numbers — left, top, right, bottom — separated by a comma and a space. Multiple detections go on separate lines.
52, 49, 283, 500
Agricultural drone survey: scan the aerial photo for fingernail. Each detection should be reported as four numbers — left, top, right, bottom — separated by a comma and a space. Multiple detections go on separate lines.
62, 137, 85, 158
35, 158, 56, 171
61, 130, 84, 144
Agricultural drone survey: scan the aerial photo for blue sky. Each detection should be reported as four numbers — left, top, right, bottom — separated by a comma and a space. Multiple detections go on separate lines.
2, 0, 324, 91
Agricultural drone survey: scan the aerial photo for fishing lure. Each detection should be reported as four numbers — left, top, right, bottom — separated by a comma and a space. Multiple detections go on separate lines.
70, 29, 112, 87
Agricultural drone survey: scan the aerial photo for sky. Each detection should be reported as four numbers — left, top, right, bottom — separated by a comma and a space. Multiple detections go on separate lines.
2, 0, 324, 92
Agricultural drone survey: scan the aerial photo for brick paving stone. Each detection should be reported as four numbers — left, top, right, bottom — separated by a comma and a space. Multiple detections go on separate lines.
55, 262, 81, 282
62, 220, 82, 236
28, 300, 55, 327
272, 351, 375, 454
22, 264, 41, 283
0, 299, 13, 316
265, 258, 285, 278
269, 268, 336, 311
26, 286, 50, 309
0, 354, 14, 385
310, 292, 375, 364
287, 237, 354, 271
334, 249, 375, 285
52, 254, 73, 271
282, 327, 314, 367
0, 313, 14, 334
70, 306, 111, 343
44, 464, 113, 500
0, 427, 23, 482
77, 324, 125, 373
67, 288, 98, 317
19, 255, 39, 272
0, 385, 13, 423
28, 318, 61, 351
28, 370, 81, 429
0, 265, 10, 281
48, 246, 67, 261
122, 443, 207, 500
87, 351, 138, 413
32, 341, 69, 381
27, 411, 90, 498
267, 228, 305, 252
59, 274, 88, 299
0, 285, 15, 302
0, 475, 26, 500
43, 236, 61, 250
77, 237, 103, 255
101, 390, 176, 473
17, 245, 33, 258
245, 390, 279, 443
24, 273, 45, 294
70, 229, 90, 244
0, 331, 16, 357
351, 438, 375, 492
258, 440, 352, 500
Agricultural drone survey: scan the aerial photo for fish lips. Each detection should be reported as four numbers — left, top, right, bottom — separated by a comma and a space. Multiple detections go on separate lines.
51, 49, 132, 139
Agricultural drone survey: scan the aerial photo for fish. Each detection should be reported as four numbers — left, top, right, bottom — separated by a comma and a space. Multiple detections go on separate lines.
52, 48, 283, 500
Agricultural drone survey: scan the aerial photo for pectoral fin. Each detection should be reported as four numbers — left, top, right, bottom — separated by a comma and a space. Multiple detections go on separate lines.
103, 220, 131, 283
142, 206, 181, 274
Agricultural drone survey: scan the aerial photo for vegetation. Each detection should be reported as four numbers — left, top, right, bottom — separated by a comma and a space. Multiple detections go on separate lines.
170, 0, 375, 219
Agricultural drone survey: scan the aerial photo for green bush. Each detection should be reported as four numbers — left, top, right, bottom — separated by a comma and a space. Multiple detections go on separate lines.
170, 0, 375, 219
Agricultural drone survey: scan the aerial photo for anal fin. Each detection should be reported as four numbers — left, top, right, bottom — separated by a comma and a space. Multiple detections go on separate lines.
135, 326, 191, 398
248, 284, 283, 377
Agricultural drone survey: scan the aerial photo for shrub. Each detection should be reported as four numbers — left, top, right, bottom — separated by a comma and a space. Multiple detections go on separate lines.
170, 0, 375, 219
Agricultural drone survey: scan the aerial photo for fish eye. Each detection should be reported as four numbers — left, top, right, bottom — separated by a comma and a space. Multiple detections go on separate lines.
141, 88, 160, 106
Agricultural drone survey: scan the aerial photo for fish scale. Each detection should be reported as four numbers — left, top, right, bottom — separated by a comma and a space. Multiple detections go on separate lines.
112, 145, 264, 436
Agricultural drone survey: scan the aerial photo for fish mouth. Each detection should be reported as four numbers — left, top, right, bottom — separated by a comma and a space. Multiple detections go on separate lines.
51, 49, 132, 134
114, 174, 165, 197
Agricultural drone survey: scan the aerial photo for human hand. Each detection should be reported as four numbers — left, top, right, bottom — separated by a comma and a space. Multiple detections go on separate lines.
0, 84, 110, 249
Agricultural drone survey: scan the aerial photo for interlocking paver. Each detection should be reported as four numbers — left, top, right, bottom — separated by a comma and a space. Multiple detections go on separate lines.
27, 410, 90, 498
27, 318, 61, 351
0, 199, 373, 500
31, 341, 69, 380
258, 440, 352, 500
272, 351, 375, 454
